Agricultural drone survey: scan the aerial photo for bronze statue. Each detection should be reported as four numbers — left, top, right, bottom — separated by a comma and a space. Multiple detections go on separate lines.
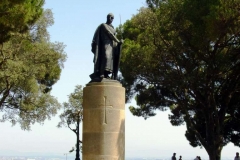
90, 13, 123, 81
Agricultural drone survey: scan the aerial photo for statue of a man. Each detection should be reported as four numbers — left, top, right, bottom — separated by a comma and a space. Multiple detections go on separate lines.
90, 13, 123, 81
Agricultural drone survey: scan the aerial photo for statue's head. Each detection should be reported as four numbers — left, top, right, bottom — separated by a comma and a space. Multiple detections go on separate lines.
106, 13, 114, 24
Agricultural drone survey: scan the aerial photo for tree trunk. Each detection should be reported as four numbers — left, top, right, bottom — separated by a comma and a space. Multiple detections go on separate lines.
75, 121, 80, 160
206, 146, 222, 160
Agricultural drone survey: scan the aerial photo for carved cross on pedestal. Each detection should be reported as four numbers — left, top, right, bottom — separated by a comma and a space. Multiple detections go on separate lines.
99, 96, 112, 125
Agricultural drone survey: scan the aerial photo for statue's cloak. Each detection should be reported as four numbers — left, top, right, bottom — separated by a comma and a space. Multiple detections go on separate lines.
91, 24, 103, 74
91, 23, 122, 80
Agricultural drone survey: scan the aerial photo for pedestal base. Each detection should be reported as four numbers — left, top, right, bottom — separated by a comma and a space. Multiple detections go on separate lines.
82, 81, 125, 160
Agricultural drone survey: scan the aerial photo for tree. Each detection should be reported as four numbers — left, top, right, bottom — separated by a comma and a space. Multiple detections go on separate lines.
119, 0, 240, 159
0, 0, 44, 44
0, 8, 66, 130
58, 85, 83, 160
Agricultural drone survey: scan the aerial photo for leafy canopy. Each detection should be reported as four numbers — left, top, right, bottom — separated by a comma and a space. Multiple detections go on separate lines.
58, 85, 83, 129
119, 0, 240, 159
57, 85, 83, 160
0, 9, 66, 130
0, 0, 44, 43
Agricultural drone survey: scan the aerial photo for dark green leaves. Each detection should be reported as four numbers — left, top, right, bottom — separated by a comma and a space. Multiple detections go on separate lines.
0, 0, 44, 43
119, 0, 240, 157
0, 9, 66, 130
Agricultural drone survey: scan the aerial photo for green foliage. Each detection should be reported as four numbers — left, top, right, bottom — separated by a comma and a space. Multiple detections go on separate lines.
0, 9, 66, 130
57, 85, 83, 129
0, 0, 44, 43
58, 85, 83, 129
69, 147, 74, 153
119, 0, 240, 159
57, 85, 83, 160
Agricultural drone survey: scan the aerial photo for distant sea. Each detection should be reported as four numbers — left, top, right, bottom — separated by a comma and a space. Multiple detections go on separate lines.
0, 150, 233, 160
0, 156, 234, 160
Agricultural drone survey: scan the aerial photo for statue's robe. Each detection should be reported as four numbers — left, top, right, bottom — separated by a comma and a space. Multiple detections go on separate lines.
91, 23, 120, 79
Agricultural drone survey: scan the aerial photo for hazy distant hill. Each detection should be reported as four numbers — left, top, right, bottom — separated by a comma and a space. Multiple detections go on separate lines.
0, 150, 75, 159
0, 150, 234, 160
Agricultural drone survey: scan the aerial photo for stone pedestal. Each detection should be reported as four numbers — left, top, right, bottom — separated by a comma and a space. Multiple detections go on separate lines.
82, 81, 125, 160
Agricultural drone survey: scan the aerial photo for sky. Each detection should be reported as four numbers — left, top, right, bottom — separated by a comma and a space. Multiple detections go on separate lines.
0, 0, 239, 159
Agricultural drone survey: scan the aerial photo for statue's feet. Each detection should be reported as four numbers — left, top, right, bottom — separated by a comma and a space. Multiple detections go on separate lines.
89, 72, 115, 83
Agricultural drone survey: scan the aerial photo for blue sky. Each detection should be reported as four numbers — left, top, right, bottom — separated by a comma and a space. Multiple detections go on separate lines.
0, 0, 239, 159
